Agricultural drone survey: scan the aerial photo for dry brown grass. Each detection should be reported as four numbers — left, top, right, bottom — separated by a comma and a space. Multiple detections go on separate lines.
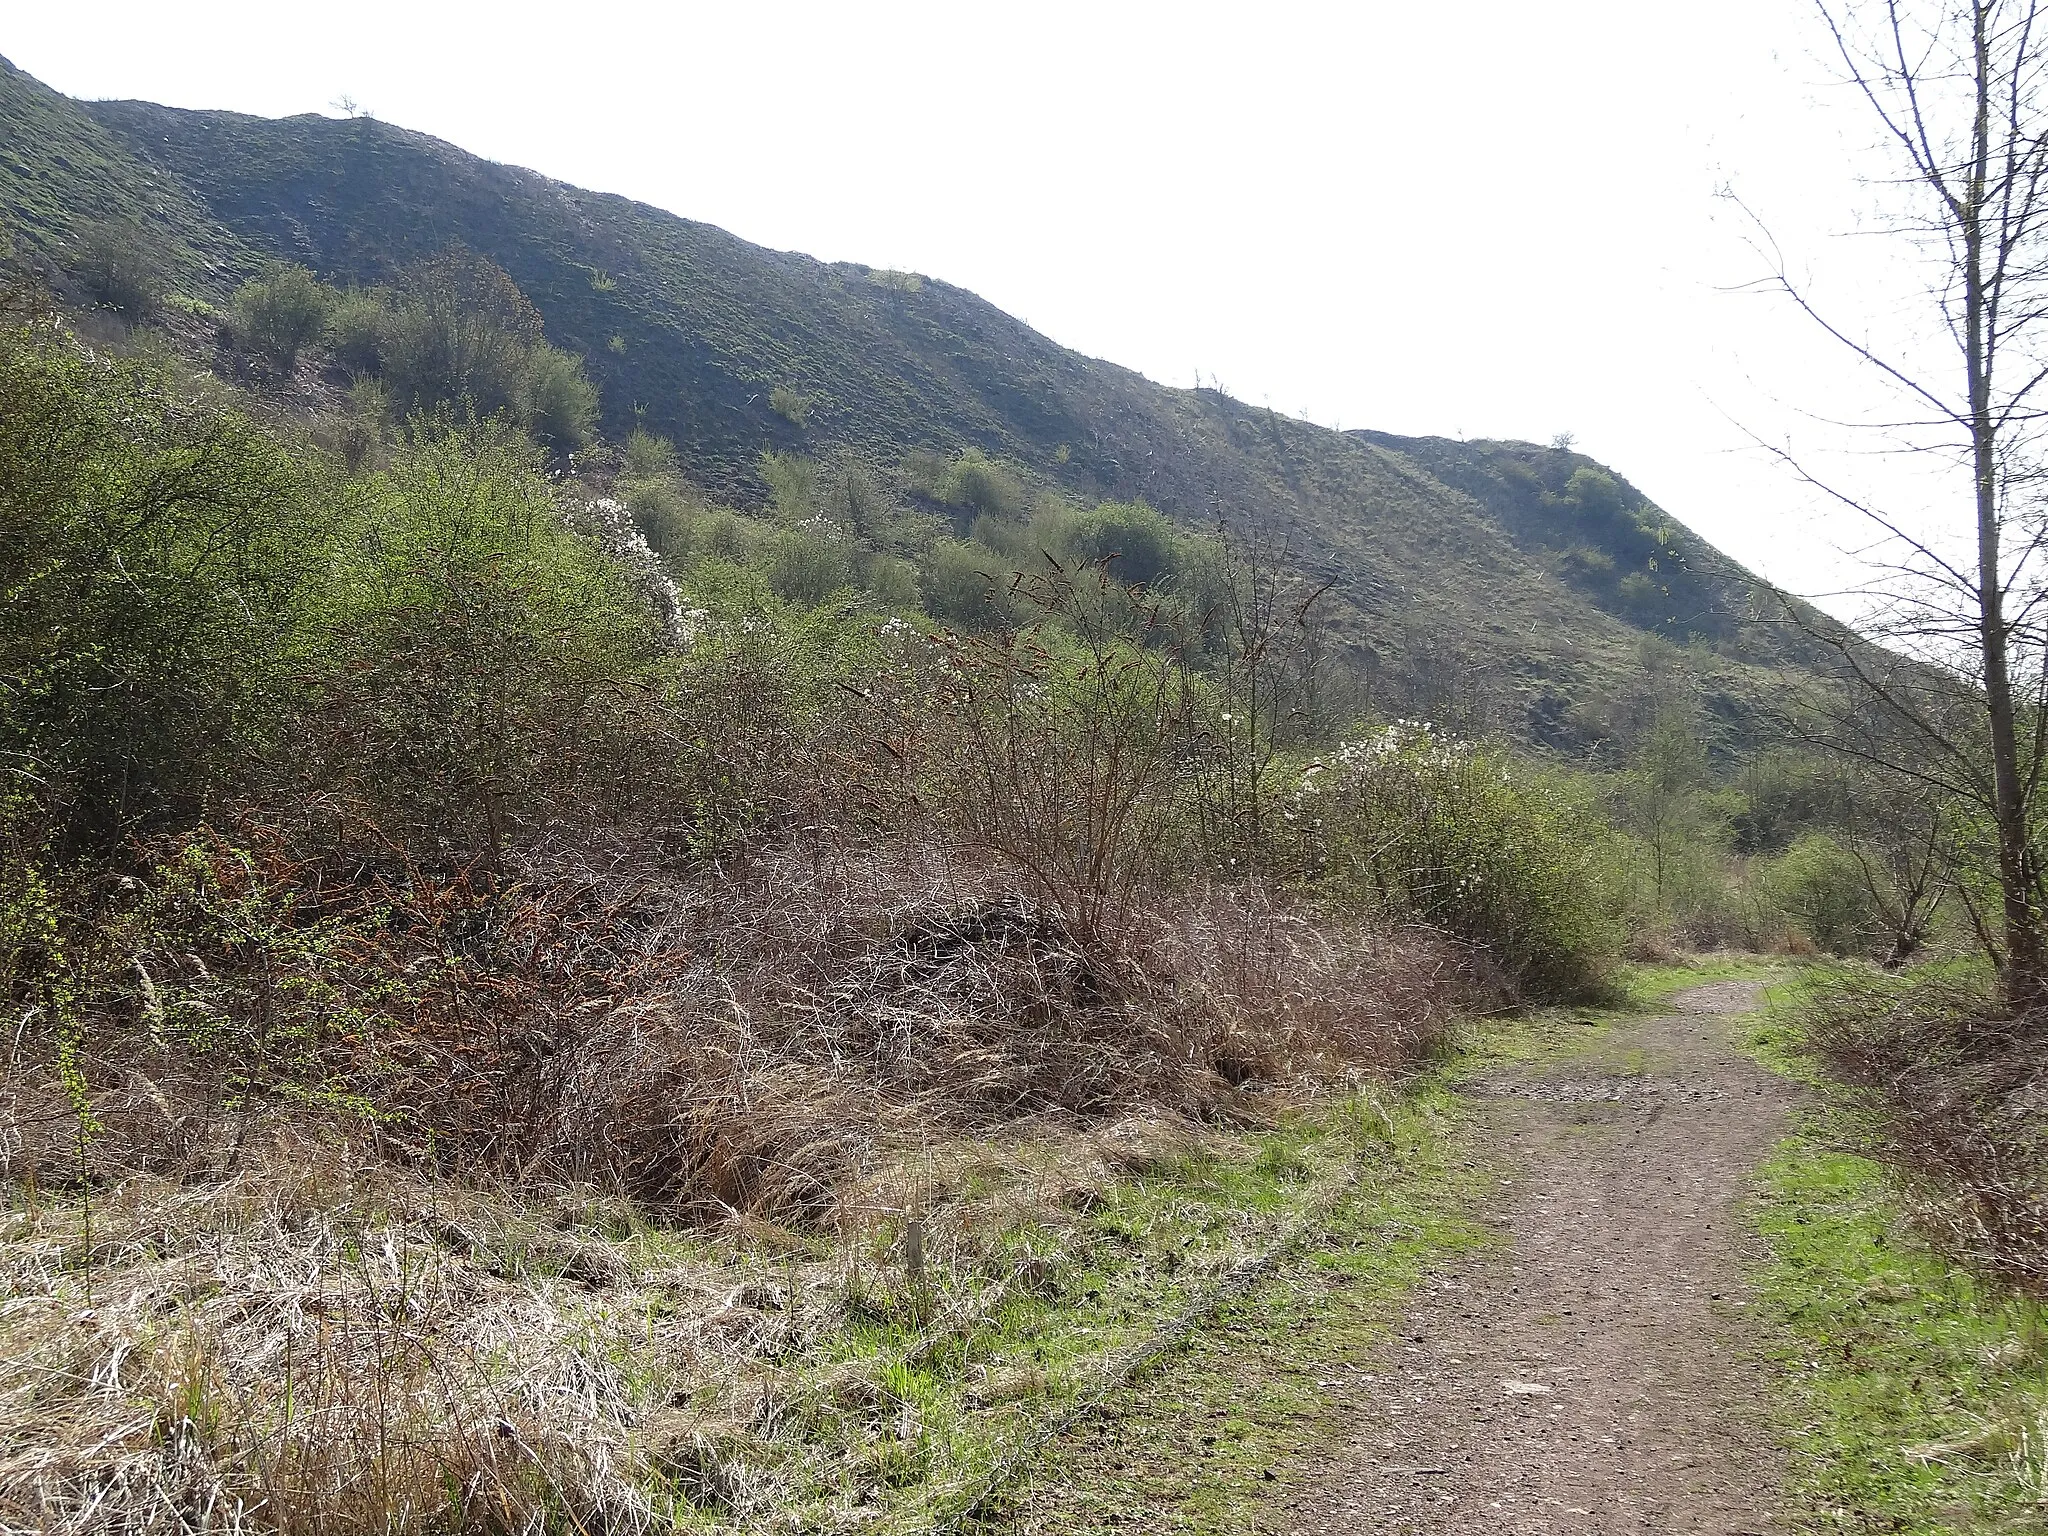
0, 1144, 661, 1534
1, 820, 1481, 1533
7, 831, 1475, 1215
0, 1100, 1377, 1534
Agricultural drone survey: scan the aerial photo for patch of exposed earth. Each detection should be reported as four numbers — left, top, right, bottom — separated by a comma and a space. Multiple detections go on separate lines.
1280, 979, 1796, 1534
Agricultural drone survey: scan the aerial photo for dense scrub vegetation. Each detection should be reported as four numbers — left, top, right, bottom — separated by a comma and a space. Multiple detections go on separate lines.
0, 254, 1969, 1183
0, 267, 1621, 1528
0, 240, 2002, 1532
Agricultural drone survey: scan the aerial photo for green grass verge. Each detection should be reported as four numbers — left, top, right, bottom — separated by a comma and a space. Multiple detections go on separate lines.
1750, 1131, 2048, 1533
1614, 951, 1790, 1009
1741, 985, 2048, 1533
615, 1081, 1491, 1533
957, 1088, 1494, 1534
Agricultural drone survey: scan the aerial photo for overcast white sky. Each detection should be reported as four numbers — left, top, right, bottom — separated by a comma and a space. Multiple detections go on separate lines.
4, 2, 1962, 614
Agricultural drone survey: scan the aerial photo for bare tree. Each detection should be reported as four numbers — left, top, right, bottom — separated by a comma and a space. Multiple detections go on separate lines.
1752, 1, 2048, 1007
1840, 776, 1955, 964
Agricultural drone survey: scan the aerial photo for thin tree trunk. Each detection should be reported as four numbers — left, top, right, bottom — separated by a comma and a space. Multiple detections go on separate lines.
1965, 2, 2048, 1007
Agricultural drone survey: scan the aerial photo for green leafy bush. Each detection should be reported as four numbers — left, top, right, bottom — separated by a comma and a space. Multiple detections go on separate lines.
766, 525, 853, 605
1759, 833, 1881, 955
946, 450, 1025, 520
859, 552, 920, 610
230, 263, 331, 371
376, 250, 540, 419
920, 538, 1015, 629
295, 423, 666, 859
517, 342, 598, 451
328, 253, 598, 451
767, 383, 809, 425
707, 511, 760, 564
662, 590, 899, 855
1065, 500, 1178, 588
624, 477, 697, 559
0, 314, 317, 844
760, 450, 820, 523
826, 458, 890, 533
623, 427, 681, 480
1297, 723, 1624, 995
65, 218, 165, 320
324, 288, 387, 375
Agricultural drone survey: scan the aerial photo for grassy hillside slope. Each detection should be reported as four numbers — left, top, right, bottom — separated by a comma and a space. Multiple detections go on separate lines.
0, 56, 1846, 750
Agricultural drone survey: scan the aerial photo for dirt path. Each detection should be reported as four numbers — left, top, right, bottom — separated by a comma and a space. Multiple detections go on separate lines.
1281, 980, 1798, 1535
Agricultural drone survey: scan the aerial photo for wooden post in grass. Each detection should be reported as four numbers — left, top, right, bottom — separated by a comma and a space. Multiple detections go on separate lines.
904, 1207, 925, 1284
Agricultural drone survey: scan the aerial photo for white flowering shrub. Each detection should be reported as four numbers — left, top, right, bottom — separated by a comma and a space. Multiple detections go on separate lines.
1292, 722, 1625, 996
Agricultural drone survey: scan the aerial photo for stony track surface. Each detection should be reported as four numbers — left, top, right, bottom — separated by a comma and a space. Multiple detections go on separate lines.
1281, 981, 1796, 1534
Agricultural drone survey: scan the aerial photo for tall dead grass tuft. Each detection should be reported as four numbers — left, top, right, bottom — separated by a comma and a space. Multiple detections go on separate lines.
0, 1142, 659, 1535
1148, 882, 1476, 1088
505, 850, 1487, 1220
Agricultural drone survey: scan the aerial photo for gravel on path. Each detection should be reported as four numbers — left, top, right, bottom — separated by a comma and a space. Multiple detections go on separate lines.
1281, 980, 1796, 1535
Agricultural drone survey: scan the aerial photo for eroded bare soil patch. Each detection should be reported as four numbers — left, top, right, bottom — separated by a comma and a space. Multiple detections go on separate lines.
1282, 981, 1795, 1534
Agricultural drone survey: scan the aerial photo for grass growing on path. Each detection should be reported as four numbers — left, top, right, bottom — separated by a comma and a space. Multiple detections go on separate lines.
987, 1081, 1494, 1535
1617, 951, 1789, 1009
1741, 984, 2048, 1534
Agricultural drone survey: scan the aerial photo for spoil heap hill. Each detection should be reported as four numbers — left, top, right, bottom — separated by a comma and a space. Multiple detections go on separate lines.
0, 55, 1845, 750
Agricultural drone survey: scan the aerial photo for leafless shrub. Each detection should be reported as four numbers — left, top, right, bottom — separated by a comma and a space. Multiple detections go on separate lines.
1802, 970, 2048, 1292
919, 566, 1191, 949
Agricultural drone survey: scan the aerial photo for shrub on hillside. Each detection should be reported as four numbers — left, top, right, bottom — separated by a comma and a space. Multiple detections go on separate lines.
623, 426, 681, 480
766, 524, 853, 605
859, 552, 920, 610
517, 341, 599, 451
759, 449, 820, 522
767, 382, 809, 425
0, 313, 317, 845
946, 449, 1026, 520
920, 567, 1197, 944
230, 263, 331, 372
624, 476, 697, 559
324, 287, 387, 375
377, 250, 541, 419
1065, 499, 1178, 588
661, 599, 900, 856
920, 538, 1015, 629
329, 252, 599, 450
65, 218, 165, 321
826, 458, 890, 533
